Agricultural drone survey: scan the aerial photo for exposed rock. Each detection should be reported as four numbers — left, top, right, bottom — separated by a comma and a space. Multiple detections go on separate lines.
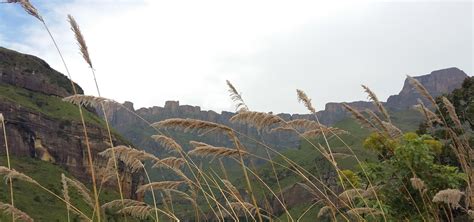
386, 67, 468, 109
0, 47, 142, 199
0, 47, 83, 96
102, 67, 469, 162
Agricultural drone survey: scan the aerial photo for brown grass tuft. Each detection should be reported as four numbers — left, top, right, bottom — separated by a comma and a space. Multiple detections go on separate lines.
230, 111, 284, 130
441, 97, 463, 129
67, 14, 92, 68
226, 80, 249, 112
222, 179, 244, 201
407, 76, 437, 107
99, 145, 157, 172
296, 89, 316, 113
188, 141, 247, 158
342, 103, 379, 131
362, 85, 390, 122
432, 188, 464, 209
0, 167, 38, 185
62, 95, 116, 109
101, 199, 147, 211
151, 135, 183, 153
152, 157, 185, 170
151, 118, 232, 135
8, 0, 43, 21
62, 175, 94, 208
0, 202, 33, 222
410, 177, 426, 191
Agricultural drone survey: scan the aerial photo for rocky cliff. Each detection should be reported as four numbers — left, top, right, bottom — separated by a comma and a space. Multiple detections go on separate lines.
103, 67, 469, 154
386, 67, 468, 109
0, 47, 142, 199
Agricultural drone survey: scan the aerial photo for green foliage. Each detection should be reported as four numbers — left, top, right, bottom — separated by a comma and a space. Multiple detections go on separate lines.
340, 169, 360, 188
358, 133, 465, 220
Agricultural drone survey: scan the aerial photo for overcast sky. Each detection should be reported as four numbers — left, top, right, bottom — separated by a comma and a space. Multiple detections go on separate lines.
0, 0, 472, 114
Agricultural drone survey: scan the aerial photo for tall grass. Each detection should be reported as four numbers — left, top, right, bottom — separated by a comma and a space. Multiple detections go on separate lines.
0, 1, 472, 221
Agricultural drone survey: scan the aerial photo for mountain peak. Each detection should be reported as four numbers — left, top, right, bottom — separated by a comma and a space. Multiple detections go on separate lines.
386, 67, 468, 109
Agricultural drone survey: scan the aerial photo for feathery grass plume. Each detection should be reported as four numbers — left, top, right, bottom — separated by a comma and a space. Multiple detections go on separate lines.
296, 89, 316, 113
99, 158, 116, 185
432, 188, 464, 209
101, 199, 147, 211
67, 15, 92, 69
407, 75, 437, 107
136, 181, 184, 193
188, 141, 247, 158
365, 109, 390, 133
338, 188, 365, 204
61, 174, 71, 222
62, 95, 117, 108
362, 185, 381, 199
99, 145, 157, 172
0, 113, 15, 222
382, 121, 403, 138
62, 175, 94, 208
119, 205, 154, 220
0, 202, 33, 222
362, 85, 391, 122
230, 111, 284, 130
317, 205, 334, 218
441, 97, 463, 129
226, 80, 249, 112
151, 135, 183, 153
342, 103, 379, 131
347, 207, 382, 217
8, 0, 43, 21
222, 179, 243, 201
152, 118, 232, 135
300, 127, 347, 138
271, 119, 325, 132
410, 177, 426, 191
152, 157, 185, 170
0, 167, 38, 185
414, 100, 443, 125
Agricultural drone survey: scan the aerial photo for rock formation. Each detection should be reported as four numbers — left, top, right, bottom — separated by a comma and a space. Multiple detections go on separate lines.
102, 67, 469, 155
0, 47, 142, 199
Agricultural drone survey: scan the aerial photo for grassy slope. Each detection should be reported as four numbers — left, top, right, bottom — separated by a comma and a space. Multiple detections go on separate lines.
0, 156, 125, 222
229, 109, 423, 218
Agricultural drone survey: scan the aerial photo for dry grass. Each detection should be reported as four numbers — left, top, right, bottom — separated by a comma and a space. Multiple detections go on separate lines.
0, 202, 33, 222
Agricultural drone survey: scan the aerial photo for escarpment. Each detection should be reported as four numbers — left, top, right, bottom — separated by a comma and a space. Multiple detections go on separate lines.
0, 47, 142, 199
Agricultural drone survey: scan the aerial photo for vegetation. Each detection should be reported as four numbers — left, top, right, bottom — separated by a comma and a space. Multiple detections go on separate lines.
0, 1, 472, 222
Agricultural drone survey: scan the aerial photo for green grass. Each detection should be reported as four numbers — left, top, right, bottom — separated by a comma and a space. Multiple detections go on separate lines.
0, 155, 128, 222
0, 83, 102, 125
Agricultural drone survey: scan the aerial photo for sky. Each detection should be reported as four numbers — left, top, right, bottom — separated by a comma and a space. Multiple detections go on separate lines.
0, 0, 472, 114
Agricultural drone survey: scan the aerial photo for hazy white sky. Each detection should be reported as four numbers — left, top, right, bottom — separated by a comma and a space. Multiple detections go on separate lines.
0, 0, 472, 113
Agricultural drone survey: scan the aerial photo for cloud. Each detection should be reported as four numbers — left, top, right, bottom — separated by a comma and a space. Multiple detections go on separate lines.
1, 0, 472, 114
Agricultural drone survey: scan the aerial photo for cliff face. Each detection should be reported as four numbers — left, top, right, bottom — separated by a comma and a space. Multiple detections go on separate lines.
103, 67, 469, 153
0, 47, 141, 199
386, 67, 468, 109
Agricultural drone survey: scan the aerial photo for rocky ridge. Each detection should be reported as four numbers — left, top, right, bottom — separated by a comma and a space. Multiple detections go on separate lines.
103, 67, 468, 152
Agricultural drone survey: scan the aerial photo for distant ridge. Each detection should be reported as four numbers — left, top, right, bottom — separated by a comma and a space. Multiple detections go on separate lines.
102, 67, 469, 151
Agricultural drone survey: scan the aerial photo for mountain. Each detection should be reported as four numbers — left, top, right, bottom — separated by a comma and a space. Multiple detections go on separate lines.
102, 67, 469, 154
0, 47, 142, 199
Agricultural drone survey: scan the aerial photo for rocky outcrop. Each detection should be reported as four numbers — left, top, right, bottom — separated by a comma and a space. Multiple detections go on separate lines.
0, 47, 83, 97
0, 47, 142, 199
386, 67, 468, 109
102, 67, 469, 156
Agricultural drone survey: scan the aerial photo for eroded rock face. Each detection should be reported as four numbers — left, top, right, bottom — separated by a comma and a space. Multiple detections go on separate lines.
0, 47, 142, 199
386, 67, 468, 109
0, 47, 83, 96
